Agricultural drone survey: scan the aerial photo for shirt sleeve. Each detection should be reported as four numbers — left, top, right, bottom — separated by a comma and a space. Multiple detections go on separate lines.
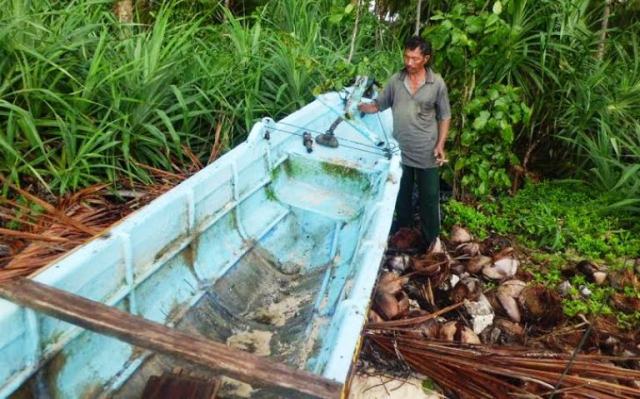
375, 77, 395, 112
435, 80, 452, 121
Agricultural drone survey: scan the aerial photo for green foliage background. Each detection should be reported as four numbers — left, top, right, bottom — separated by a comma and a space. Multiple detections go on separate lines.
0, 0, 400, 194
0, 0, 638, 220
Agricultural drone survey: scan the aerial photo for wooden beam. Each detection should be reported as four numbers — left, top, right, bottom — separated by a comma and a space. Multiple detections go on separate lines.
0, 278, 342, 399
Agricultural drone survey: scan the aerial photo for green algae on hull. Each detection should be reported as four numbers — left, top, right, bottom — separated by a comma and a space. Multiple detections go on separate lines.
320, 161, 365, 181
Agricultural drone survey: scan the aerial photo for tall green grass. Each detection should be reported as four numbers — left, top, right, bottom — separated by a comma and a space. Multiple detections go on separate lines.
1, 0, 221, 193
556, 32, 640, 216
0, 0, 397, 195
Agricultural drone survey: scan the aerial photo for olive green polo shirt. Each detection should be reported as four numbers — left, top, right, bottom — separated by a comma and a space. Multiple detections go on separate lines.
376, 68, 451, 169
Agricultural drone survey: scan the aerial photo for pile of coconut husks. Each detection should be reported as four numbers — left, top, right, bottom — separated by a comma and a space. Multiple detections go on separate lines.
356, 226, 640, 399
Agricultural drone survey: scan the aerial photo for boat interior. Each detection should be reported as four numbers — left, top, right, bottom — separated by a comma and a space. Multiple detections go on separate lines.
1, 94, 400, 399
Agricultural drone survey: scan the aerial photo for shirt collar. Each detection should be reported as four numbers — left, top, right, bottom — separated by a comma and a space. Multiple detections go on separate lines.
399, 67, 435, 84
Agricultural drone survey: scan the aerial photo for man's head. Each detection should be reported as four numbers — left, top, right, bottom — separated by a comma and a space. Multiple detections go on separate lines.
403, 36, 432, 74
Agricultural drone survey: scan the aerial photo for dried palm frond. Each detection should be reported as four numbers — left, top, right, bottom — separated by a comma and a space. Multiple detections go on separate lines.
365, 333, 640, 399
366, 301, 465, 330
0, 164, 200, 282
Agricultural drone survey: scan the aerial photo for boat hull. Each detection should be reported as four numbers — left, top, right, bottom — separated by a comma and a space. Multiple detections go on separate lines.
0, 92, 400, 398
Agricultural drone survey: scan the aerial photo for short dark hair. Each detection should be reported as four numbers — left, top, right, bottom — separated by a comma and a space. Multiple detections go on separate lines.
404, 36, 432, 56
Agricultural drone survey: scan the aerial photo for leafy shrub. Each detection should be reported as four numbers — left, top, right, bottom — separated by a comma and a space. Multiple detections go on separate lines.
446, 84, 530, 197
423, 4, 533, 198
443, 181, 640, 259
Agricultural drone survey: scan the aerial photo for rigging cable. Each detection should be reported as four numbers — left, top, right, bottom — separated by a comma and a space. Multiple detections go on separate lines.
275, 121, 399, 155
267, 126, 399, 158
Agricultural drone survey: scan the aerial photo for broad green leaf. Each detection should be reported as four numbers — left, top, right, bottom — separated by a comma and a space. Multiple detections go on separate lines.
479, 166, 488, 181
461, 130, 475, 146
429, 29, 450, 51
478, 181, 487, 195
494, 97, 509, 111
472, 111, 490, 131
448, 48, 465, 68
493, 1, 503, 15
465, 16, 484, 34
501, 122, 514, 144
329, 14, 343, 24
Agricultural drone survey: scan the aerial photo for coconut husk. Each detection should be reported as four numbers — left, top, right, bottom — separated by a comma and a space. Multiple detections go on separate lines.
389, 228, 424, 252
576, 259, 600, 276
377, 272, 408, 295
456, 241, 480, 257
386, 254, 411, 274
368, 310, 385, 324
495, 280, 527, 323
450, 282, 471, 304
610, 292, 640, 313
403, 319, 441, 339
467, 255, 492, 274
439, 321, 481, 344
397, 293, 410, 318
450, 225, 472, 245
374, 292, 400, 320
483, 256, 519, 280
408, 252, 451, 289
410, 253, 446, 275
367, 222, 640, 398
497, 293, 522, 323
594, 271, 608, 285
518, 285, 564, 328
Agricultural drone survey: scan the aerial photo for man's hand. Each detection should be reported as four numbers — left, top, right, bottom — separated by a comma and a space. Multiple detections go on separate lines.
435, 118, 450, 166
434, 144, 447, 166
358, 102, 379, 114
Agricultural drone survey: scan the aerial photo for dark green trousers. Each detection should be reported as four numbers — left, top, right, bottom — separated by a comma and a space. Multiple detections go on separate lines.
395, 165, 440, 244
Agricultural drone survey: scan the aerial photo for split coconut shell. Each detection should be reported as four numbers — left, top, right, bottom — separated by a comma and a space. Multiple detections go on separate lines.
389, 227, 423, 252
518, 285, 564, 328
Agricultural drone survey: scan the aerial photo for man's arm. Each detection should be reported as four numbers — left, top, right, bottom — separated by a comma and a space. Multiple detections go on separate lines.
434, 119, 450, 166
434, 80, 452, 166
358, 76, 395, 114
358, 102, 379, 113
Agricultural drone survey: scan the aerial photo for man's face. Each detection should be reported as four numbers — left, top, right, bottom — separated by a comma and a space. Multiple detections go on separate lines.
403, 47, 430, 74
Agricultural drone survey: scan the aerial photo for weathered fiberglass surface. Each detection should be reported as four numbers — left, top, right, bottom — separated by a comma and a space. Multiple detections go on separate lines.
0, 91, 401, 399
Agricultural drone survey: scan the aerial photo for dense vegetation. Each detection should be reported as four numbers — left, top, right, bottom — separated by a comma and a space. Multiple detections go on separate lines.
1, 1, 638, 283
0, 0, 399, 194
2, 0, 639, 202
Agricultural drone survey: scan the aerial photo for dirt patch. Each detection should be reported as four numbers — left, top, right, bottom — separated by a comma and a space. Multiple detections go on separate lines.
247, 292, 311, 327
226, 330, 273, 357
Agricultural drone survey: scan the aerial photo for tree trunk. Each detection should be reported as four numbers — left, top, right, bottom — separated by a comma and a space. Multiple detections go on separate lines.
113, 0, 133, 23
348, 0, 362, 63
223, 0, 232, 21
596, 0, 611, 61
415, 0, 423, 36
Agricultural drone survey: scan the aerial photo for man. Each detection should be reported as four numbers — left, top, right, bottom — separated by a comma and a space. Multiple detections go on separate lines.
359, 36, 451, 247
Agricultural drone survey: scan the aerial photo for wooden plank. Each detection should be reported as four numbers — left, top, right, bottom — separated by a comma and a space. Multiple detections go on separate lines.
0, 278, 342, 399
